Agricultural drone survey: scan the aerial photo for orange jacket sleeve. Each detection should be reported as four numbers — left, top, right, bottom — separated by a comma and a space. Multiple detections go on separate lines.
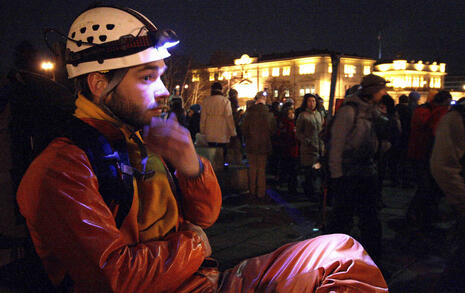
176, 157, 222, 228
17, 139, 208, 292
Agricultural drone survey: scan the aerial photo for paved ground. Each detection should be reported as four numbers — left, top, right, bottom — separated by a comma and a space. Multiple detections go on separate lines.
208, 169, 457, 293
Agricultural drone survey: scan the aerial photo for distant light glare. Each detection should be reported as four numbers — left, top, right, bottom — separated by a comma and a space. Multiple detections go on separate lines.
41, 61, 54, 71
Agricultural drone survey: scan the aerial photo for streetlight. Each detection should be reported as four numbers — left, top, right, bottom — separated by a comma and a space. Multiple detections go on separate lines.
41, 61, 55, 80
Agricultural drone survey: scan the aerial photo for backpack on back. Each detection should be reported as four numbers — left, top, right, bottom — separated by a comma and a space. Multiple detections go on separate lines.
0, 69, 134, 292
318, 101, 358, 180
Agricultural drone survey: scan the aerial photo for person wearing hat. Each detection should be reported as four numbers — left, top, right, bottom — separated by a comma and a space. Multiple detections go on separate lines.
15, 6, 387, 292
16, 5, 222, 292
200, 82, 236, 165
326, 74, 388, 263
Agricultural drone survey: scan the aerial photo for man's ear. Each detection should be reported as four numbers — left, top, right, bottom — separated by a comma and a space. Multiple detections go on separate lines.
87, 72, 108, 103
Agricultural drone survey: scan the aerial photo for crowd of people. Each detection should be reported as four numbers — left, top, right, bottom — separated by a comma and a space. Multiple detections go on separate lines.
172, 73, 464, 291
1, 4, 463, 292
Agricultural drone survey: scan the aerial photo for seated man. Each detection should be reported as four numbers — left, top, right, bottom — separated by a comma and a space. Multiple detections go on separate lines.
17, 5, 388, 292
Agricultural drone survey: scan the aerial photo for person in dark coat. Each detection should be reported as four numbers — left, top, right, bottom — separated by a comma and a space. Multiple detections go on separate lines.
187, 104, 201, 141
242, 91, 277, 201
394, 94, 413, 187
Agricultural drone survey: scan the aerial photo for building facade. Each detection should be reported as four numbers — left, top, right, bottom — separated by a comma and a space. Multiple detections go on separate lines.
372, 59, 450, 103
188, 51, 376, 109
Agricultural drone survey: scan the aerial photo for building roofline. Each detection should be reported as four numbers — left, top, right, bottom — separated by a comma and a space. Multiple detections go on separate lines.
191, 49, 375, 69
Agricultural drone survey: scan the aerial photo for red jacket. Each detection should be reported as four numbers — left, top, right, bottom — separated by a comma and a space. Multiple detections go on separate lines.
17, 118, 222, 292
276, 116, 299, 158
407, 103, 449, 161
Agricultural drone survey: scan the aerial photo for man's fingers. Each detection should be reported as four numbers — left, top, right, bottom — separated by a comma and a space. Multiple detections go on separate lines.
168, 113, 178, 123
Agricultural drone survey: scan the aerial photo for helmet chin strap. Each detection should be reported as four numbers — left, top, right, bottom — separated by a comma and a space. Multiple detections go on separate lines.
98, 68, 130, 126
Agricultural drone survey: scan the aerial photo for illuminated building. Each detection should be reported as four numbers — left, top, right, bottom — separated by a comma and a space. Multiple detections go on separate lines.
373, 60, 449, 102
188, 50, 376, 108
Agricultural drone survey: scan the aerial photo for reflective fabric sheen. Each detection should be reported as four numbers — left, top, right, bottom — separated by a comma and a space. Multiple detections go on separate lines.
219, 234, 388, 292
17, 135, 222, 292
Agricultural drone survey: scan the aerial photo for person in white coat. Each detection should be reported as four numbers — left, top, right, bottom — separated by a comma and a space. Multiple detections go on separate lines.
200, 82, 236, 163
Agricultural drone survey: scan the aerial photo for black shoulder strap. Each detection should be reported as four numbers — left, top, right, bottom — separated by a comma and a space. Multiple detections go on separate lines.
60, 117, 134, 228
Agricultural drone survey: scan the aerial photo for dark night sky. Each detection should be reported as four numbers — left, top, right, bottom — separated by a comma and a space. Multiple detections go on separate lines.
1, 0, 464, 74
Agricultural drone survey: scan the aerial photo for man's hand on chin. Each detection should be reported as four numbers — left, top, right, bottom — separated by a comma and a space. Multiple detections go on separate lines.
144, 115, 200, 177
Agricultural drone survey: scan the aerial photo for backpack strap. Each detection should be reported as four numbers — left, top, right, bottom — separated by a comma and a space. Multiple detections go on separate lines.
60, 117, 134, 228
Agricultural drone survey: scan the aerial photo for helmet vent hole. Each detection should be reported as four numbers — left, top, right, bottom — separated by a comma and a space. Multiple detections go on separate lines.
99, 35, 107, 42
80, 27, 86, 34
106, 24, 115, 30
87, 36, 94, 43
76, 40, 82, 47
92, 24, 100, 31
71, 32, 76, 38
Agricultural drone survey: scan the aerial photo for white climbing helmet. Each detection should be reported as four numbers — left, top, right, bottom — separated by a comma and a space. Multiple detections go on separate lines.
65, 6, 179, 78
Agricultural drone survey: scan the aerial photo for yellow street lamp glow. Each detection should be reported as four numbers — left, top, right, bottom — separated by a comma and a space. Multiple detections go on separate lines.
184, 84, 189, 89
41, 61, 54, 71
175, 85, 180, 89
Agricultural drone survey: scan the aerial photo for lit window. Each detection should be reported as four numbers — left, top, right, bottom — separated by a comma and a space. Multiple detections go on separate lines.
310, 86, 316, 94
305, 88, 310, 94
328, 64, 332, 73
299, 88, 305, 96
218, 73, 224, 80
430, 62, 439, 72
209, 73, 215, 81
283, 67, 291, 76
274, 90, 279, 97
405, 76, 412, 88
192, 74, 199, 82
393, 77, 402, 88
299, 64, 315, 74
244, 71, 251, 79
363, 66, 371, 75
262, 69, 269, 77
430, 77, 441, 88
272, 68, 280, 77
439, 63, 446, 73
344, 65, 356, 78
413, 76, 420, 87
284, 89, 290, 97
421, 77, 427, 87
224, 72, 232, 80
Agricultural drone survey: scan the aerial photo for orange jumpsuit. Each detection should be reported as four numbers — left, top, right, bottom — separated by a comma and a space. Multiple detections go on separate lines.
17, 98, 388, 292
